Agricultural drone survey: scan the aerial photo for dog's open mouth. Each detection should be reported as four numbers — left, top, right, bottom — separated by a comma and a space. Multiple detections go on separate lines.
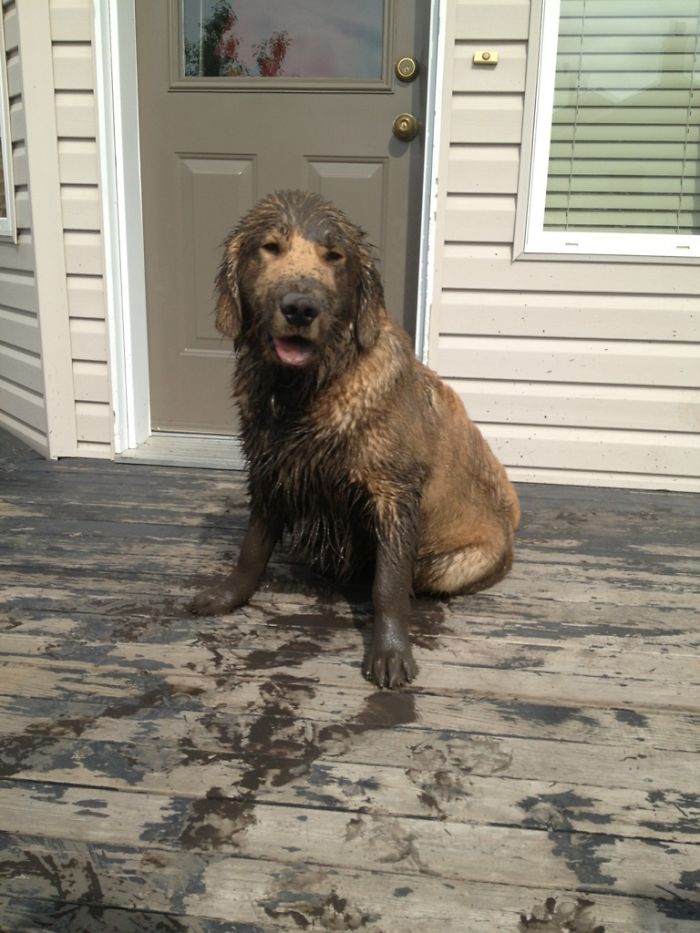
273, 336, 316, 367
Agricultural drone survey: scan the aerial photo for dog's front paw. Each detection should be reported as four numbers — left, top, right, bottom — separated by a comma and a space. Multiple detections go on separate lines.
363, 642, 417, 689
188, 579, 250, 616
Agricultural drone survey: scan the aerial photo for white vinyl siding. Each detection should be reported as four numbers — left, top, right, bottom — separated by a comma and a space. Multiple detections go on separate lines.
51, 0, 112, 455
429, 0, 700, 492
1, 0, 113, 458
0, 1, 48, 455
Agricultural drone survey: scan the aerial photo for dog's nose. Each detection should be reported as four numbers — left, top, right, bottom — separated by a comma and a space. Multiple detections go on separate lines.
280, 292, 320, 328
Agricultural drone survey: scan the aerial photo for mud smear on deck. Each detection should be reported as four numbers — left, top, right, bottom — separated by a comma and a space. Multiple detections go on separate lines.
520, 896, 605, 932
0, 683, 204, 782
175, 682, 416, 852
89, 595, 196, 645
260, 865, 379, 931
0, 812, 243, 929
179, 787, 257, 851
192, 609, 351, 687
0, 711, 94, 779
177, 606, 418, 852
518, 791, 612, 832
0, 843, 103, 905
228, 673, 417, 797
0, 902, 240, 931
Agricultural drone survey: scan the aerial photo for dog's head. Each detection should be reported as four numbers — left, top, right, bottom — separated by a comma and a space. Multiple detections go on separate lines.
215, 190, 384, 370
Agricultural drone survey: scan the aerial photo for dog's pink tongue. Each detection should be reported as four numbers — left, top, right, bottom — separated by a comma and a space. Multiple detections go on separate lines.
274, 337, 314, 367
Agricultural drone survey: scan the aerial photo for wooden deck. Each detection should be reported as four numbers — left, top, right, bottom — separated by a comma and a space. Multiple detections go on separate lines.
0, 427, 699, 932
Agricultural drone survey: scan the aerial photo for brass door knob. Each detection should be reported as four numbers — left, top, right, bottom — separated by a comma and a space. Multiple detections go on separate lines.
392, 112, 419, 142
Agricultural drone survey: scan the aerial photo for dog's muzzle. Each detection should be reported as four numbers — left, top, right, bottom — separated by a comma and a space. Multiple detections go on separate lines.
271, 290, 323, 367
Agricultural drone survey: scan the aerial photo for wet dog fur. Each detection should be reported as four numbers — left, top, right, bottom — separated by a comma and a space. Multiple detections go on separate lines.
189, 190, 520, 688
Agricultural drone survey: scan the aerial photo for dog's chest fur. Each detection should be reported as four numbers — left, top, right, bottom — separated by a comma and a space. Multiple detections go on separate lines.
232, 322, 414, 577
240, 387, 373, 578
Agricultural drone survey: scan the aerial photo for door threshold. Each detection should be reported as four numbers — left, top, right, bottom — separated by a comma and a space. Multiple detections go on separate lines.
116, 432, 246, 470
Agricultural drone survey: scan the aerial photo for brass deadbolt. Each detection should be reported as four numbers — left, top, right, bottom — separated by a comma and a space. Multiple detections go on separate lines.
392, 112, 419, 142
395, 56, 419, 82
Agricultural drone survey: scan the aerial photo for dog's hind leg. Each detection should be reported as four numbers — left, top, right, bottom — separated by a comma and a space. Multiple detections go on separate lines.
415, 527, 514, 597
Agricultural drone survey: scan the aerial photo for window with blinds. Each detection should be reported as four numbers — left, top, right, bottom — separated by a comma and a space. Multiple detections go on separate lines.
526, 0, 700, 257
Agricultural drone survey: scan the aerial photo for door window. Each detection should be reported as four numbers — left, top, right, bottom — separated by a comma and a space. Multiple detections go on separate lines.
181, 0, 385, 80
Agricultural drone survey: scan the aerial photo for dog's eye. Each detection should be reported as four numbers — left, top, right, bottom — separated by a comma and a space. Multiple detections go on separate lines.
261, 241, 280, 255
324, 249, 344, 263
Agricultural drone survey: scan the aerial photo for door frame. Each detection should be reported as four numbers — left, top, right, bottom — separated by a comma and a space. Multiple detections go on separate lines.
94, 0, 446, 458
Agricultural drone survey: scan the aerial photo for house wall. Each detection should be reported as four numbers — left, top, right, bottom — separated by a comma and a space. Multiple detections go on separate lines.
0, 1, 48, 455
429, 0, 700, 492
0, 0, 112, 458
50, 0, 112, 456
5, 0, 698, 489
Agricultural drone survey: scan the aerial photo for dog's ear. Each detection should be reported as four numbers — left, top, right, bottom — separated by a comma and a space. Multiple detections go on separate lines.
214, 235, 242, 339
355, 250, 383, 350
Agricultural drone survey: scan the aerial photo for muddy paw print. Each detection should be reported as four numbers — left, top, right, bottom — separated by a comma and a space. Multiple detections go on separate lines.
408, 737, 512, 816
520, 896, 605, 932
261, 866, 379, 930
344, 813, 425, 870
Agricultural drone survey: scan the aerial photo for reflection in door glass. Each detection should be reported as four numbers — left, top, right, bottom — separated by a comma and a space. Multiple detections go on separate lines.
182, 0, 384, 79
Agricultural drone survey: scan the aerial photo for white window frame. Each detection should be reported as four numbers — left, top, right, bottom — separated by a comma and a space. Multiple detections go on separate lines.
0, 8, 16, 241
525, 0, 700, 260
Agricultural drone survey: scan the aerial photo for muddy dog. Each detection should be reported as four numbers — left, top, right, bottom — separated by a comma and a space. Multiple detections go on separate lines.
189, 190, 520, 688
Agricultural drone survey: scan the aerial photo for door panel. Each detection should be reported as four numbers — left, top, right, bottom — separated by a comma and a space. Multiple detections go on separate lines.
180, 156, 255, 346
306, 160, 387, 265
137, 0, 429, 434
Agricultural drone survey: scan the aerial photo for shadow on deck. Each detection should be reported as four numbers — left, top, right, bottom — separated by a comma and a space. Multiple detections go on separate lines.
0, 428, 699, 931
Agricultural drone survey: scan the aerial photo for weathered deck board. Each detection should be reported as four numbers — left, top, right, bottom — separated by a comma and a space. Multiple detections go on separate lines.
0, 427, 699, 929
0, 725, 697, 843
1, 627, 698, 692
3, 541, 699, 617
2, 681, 699, 754
1, 837, 696, 932
1, 778, 699, 904
1, 647, 698, 715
